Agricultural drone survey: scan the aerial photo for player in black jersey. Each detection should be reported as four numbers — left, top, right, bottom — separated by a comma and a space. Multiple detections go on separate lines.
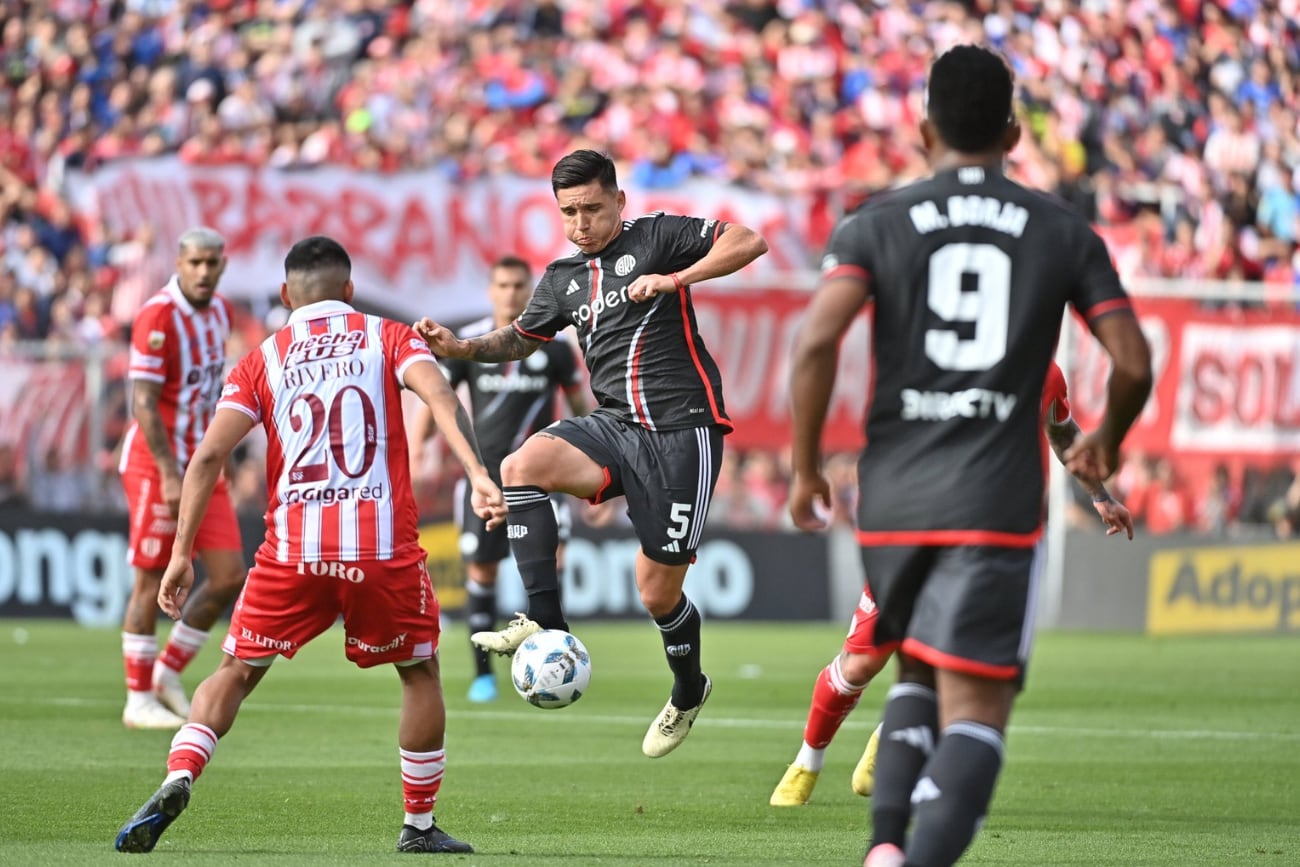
416, 149, 767, 757
788, 47, 1152, 867
411, 255, 589, 703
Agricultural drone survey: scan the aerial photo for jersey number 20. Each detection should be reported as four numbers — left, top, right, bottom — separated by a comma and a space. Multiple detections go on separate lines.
924, 243, 1010, 371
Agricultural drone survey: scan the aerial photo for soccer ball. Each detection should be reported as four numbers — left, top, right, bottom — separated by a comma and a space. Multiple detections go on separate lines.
510, 629, 592, 709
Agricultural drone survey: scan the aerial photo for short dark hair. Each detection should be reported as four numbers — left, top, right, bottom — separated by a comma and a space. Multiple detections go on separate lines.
551, 149, 618, 194
926, 45, 1014, 154
492, 254, 531, 276
284, 235, 351, 276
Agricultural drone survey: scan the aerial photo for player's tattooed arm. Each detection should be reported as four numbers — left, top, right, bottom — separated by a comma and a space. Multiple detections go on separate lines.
414, 318, 540, 362
132, 379, 178, 474
463, 326, 542, 363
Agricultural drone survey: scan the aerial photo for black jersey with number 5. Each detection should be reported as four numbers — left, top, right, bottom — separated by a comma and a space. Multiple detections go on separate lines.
440, 316, 582, 476
822, 167, 1133, 543
513, 212, 732, 433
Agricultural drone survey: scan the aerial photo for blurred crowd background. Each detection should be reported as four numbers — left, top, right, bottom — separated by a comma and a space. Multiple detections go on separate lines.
1, 0, 1298, 538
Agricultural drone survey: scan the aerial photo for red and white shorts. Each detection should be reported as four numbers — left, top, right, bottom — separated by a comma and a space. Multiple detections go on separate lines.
121, 467, 242, 570
841, 585, 883, 656
223, 549, 440, 669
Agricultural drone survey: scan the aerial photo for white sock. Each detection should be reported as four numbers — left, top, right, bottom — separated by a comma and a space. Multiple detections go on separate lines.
164, 769, 194, 784
405, 812, 433, 831
795, 742, 826, 772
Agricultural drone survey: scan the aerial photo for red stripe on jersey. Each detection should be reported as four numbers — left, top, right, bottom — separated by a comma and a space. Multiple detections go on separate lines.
308, 318, 330, 335
628, 328, 651, 425
900, 638, 1021, 680
319, 501, 340, 560
273, 326, 296, 363
512, 321, 554, 342
1082, 297, 1131, 322
855, 527, 1042, 548
678, 288, 729, 429
822, 264, 870, 282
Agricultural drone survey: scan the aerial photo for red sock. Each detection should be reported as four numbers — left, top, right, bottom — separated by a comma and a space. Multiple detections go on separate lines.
803, 658, 866, 749
158, 623, 208, 675
400, 749, 445, 814
167, 723, 218, 780
122, 633, 157, 693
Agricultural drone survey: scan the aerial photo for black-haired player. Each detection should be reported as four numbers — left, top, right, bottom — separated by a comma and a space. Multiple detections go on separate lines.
411, 255, 589, 703
788, 46, 1152, 867
416, 149, 768, 757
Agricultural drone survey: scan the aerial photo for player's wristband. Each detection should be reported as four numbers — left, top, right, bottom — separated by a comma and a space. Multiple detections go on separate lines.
670, 272, 685, 292
1092, 491, 1113, 503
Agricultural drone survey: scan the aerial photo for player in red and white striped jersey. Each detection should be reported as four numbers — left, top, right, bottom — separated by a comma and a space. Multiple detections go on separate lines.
118, 228, 247, 731
115, 236, 502, 855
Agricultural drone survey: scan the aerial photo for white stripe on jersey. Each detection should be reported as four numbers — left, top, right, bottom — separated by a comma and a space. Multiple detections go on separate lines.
585, 258, 602, 355
369, 315, 394, 559
328, 314, 360, 561
625, 296, 663, 431
170, 306, 195, 466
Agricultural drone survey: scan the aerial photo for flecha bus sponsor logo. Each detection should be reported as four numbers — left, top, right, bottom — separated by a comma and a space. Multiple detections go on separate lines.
284, 331, 366, 367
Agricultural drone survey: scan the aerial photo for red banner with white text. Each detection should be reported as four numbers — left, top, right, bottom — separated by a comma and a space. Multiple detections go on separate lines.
68, 159, 816, 323
1065, 298, 1300, 476
692, 288, 869, 453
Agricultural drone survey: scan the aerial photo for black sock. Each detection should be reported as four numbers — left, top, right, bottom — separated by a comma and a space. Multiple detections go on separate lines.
653, 595, 704, 708
465, 579, 496, 677
870, 682, 939, 852
503, 486, 567, 630
904, 721, 1004, 867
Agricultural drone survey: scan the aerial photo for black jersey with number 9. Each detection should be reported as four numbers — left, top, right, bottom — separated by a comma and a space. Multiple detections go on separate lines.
822, 167, 1133, 543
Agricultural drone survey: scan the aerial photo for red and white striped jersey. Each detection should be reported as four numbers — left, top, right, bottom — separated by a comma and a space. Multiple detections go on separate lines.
217, 300, 436, 563
120, 277, 233, 473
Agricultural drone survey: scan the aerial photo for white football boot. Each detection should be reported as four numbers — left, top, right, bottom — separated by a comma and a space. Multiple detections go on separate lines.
642, 674, 712, 758
152, 664, 192, 718
122, 693, 186, 730
470, 613, 541, 656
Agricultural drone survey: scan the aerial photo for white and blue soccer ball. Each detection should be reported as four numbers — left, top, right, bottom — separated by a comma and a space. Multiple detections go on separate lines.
510, 629, 592, 709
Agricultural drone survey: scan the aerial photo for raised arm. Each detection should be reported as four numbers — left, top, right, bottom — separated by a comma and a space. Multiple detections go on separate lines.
674, 223, 768, 285
413, 319, 543, 364
627, 223, 770, 303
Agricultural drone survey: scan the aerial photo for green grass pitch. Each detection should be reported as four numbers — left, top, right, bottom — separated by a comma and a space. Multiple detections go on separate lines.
1, 619, 1296, 865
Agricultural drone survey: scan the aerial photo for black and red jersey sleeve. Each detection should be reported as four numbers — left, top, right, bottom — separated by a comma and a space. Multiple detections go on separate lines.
648, 214, 728, 273
1070, 227, 1132, 325
514, 266, 566, 341
819, 211, 874, 288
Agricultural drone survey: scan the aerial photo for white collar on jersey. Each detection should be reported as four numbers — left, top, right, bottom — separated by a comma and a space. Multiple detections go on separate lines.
162, 275, 196, 315
287, 299, 356, 323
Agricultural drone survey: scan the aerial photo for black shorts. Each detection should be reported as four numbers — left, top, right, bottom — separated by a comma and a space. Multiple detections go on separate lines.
859, 542, 1044, 683
549, 414, 724, 566
455, 477, 572, 564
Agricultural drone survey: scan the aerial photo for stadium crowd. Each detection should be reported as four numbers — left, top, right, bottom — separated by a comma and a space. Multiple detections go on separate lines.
1, 0, 1298, 536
